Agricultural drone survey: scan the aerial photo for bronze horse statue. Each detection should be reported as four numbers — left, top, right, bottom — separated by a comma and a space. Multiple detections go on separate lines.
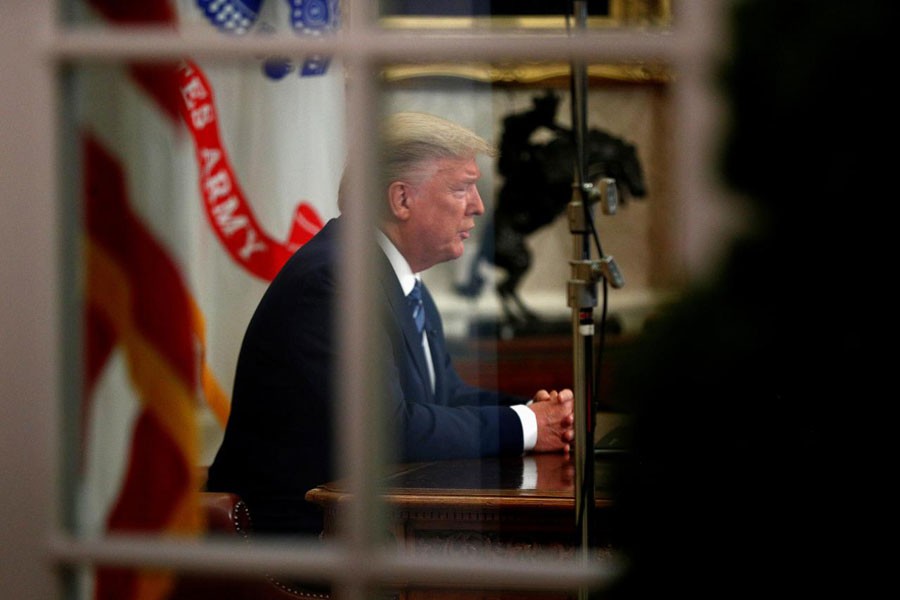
456, 91, 648, 325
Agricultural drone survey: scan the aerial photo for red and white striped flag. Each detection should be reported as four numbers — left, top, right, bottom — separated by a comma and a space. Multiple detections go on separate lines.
76, 1, 344, 598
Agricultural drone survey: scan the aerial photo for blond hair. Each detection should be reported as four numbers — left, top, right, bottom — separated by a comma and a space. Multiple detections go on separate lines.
338, 112, 496, 213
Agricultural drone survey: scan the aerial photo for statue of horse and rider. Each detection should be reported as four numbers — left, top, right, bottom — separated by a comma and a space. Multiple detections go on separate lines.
456, 90, 649, 327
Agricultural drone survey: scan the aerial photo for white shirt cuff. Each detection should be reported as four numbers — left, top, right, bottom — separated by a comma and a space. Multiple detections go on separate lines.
511, 404, 537, 452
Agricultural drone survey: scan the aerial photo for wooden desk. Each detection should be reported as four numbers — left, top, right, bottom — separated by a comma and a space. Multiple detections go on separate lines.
306, 453, 621, 599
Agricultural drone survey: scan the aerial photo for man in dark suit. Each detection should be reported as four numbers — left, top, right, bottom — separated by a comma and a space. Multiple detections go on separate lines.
207, 112, 575, 537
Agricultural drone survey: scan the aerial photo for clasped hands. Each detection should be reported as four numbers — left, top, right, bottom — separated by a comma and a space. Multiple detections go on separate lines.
529, 388, 575, 454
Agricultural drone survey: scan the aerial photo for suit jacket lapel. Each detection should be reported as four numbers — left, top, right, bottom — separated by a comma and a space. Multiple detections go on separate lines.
421, 284, 446, 403
377, 255, 435, 402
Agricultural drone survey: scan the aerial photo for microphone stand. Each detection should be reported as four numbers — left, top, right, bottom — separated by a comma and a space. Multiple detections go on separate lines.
568, 0, 596, 558
567, 3, 624, 595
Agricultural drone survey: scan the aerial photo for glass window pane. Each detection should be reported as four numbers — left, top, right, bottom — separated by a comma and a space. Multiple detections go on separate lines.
381, 61, 674, 392
344, 63, 672, 597
67, 35, 347, 587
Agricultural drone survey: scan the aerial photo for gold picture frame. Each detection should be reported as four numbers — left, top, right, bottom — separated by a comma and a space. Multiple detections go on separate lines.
379, 0, 672, 30
378, 1, 673, 86
382, 62, 672, 87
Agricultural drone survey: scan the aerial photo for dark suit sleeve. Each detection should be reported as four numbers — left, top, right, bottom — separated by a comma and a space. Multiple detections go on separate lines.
383, 349, 526, 462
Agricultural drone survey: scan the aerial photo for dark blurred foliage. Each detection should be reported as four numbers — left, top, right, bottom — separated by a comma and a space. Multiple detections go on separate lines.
604, 1, 895, 597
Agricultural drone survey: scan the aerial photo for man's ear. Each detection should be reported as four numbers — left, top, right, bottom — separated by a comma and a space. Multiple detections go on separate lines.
387, 181, 413, 220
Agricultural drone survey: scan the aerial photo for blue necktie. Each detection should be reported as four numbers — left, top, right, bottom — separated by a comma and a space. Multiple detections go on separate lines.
407, 279, 425, 335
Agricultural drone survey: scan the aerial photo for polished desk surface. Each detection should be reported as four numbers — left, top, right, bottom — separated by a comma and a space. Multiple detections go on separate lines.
306, 452, 619, 517
306, 412, 628, 513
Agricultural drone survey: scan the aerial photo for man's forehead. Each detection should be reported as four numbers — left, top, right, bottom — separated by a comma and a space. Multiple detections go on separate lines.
434, 156, 481, 177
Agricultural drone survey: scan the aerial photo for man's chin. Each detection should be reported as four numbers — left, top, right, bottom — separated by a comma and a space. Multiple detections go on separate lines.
437, 246, 465, 266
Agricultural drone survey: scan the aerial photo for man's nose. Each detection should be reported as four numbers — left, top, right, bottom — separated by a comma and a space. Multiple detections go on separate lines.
469, 186, 485, 216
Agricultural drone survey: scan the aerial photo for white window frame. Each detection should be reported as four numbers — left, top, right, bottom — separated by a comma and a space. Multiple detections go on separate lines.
0, 1, 732, 598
